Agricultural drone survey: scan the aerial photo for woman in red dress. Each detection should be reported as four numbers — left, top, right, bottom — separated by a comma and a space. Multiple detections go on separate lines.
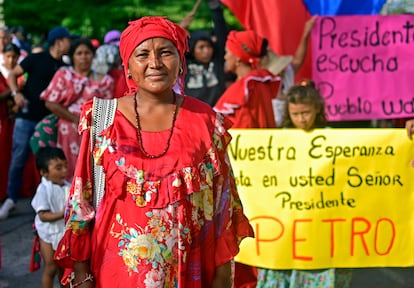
54, 17, 254, 287
214, 30, 280, 128
40, 38, 114, 182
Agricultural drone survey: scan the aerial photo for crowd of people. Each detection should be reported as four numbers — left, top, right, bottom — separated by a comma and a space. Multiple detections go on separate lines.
0, 0, 411, 287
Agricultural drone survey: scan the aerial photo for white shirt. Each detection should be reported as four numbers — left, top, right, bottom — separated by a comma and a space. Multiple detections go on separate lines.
31, 177, 70, 249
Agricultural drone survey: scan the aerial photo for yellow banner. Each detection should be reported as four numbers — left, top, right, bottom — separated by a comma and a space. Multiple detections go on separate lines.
230, 128, 414, 269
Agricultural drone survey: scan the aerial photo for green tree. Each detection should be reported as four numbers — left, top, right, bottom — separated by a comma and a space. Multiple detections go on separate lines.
3, 0, 241, 44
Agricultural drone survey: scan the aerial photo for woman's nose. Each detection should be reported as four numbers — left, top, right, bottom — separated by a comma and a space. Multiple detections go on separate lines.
148, 51, 162, 68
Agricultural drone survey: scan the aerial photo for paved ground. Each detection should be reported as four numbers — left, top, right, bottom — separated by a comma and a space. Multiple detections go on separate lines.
0, 198, 59, 288
1, 198, 414, 288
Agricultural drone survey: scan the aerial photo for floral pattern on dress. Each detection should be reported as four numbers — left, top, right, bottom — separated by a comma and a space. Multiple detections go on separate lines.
54, 97, 255, 287
126, 178, 160, 207
66, 176, 94, 234
110, 211, 186, 286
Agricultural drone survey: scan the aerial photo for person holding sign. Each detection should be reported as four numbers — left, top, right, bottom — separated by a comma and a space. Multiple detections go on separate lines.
53, 16, 254, 287
256, 81, 352, 288
214, 30, 280, 128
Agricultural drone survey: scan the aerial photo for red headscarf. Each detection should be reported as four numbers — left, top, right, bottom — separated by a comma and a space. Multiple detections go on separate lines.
226, 30, 265, 69
119, 16, 189, 94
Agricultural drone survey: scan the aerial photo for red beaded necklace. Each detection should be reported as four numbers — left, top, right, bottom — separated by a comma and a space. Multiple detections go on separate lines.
134, 92, 178, 159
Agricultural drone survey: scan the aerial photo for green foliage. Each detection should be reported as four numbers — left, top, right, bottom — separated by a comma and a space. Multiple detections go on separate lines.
3, 0, 241, 44
385, 0, 414, 14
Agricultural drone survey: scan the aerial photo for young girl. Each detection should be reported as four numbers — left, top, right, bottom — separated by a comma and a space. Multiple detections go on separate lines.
0, 43, 22, 80
31, 147, 69, 288
257, 80, 352, 287
282, 79, 327, 131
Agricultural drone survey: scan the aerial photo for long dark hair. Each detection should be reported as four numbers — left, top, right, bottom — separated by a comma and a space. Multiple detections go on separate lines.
68, 38, 95, 65
282, 81, 327, 129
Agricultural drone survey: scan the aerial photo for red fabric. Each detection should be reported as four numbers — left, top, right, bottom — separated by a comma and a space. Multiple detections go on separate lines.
214, 66, 280, 286
221, 0, 312, 81
0, 73, 39, 200
119, 16, 189, 95
0, 72, 12, 200
19, 153, 40, 198
234, 262, 258, 288
214, 68, 279, 128
29, 235, 41, 272
226, 30, 264, 68
55, 97, 254, 287
0, 102, 14, 201
109, 68, 128, 98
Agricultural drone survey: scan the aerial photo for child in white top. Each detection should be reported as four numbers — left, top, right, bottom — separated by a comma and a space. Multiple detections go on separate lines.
31, 147, 69, 288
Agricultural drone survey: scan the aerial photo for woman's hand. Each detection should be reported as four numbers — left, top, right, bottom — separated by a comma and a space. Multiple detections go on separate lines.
212, 261, 232, 288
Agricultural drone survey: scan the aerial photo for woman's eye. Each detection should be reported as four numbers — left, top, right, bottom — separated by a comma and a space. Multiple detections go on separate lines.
135, 52, 148, 58
161, 50, 172, 56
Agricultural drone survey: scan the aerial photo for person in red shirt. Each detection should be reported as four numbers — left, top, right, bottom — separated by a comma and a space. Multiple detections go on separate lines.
214, 30, 280, 128
214, 29, 282, 288
54, 16, 254, 288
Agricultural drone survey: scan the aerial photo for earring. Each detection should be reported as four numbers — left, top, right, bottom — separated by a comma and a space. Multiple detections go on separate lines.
179, 67, 183, 74
127, 73, 132, 79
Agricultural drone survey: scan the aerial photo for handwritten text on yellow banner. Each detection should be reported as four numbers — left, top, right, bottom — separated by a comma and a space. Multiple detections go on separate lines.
230, 129, 414, 269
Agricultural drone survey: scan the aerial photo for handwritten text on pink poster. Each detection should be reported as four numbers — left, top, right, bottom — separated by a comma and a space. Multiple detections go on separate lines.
312, 15, 414, 121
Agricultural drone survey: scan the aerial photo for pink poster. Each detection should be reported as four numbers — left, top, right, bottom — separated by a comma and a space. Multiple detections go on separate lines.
312, 15, 414, 121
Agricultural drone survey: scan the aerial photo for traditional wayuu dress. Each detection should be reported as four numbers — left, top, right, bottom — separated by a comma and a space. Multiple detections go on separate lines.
55, 96, 254, 287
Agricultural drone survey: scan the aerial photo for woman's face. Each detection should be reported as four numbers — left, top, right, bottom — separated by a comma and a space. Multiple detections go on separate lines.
128, 37, 180, 93
224, 47, 238, 73
193, 40, 213, 64
288, 102, 318, 131
72, 44, 94, 72
3, 50, 19, 70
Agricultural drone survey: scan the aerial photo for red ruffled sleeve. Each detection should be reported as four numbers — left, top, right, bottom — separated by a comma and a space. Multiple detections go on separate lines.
54, 100, 95, 268
212, 112, 254, 267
